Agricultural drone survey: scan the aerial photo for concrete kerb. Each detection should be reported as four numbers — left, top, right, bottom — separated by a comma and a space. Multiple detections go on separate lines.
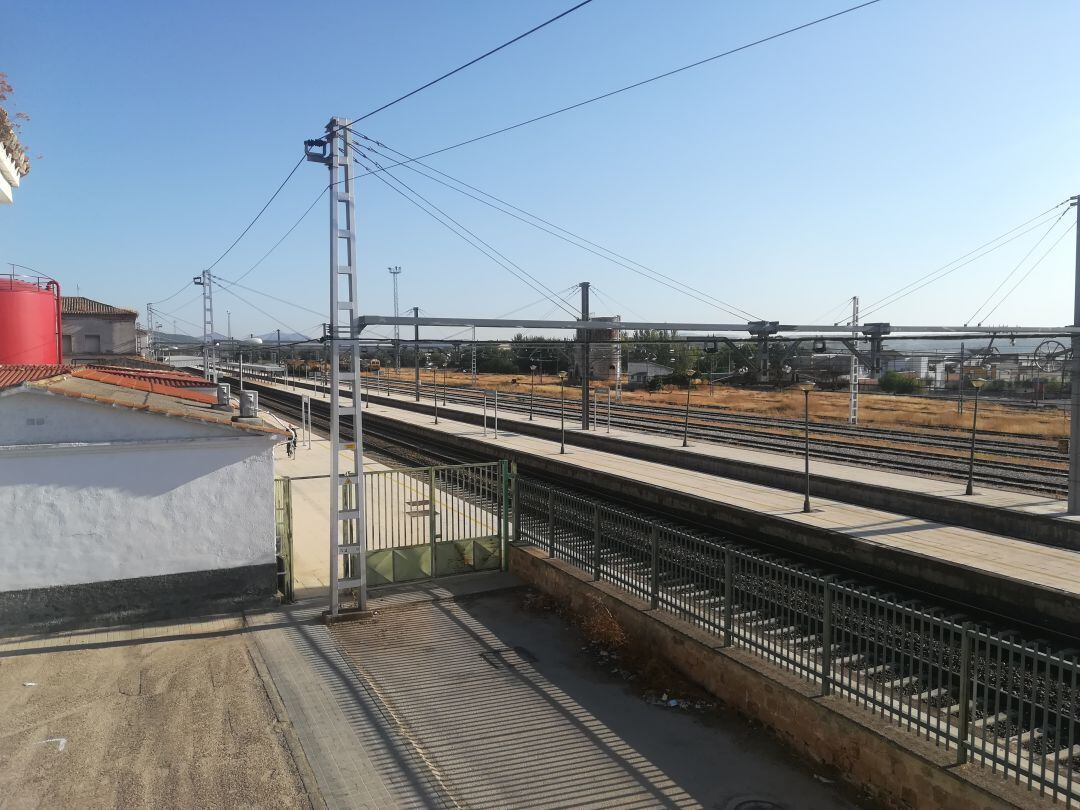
242, 613, 327, 810
262, 377, 1079, 552
359, 411, 1080, 639
508, 543, 1050, 810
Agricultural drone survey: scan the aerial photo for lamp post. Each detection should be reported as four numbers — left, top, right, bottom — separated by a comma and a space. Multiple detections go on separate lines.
558, 370, 568, 453
428, 363, 438, 424
529, 364, 537, 420
682, 371, 698, 447
799, 381, 816, 512
965, 378, 987, 495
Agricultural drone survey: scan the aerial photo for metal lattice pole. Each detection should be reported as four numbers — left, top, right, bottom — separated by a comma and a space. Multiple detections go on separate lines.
389, 266, 402, 372
307, 118, 367, 615
193, 270, 215, 379
1069, 194, 1080, 513
849, 296, 859, 425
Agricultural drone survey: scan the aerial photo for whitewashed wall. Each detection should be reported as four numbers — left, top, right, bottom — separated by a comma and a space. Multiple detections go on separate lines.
0, 390, 279, 591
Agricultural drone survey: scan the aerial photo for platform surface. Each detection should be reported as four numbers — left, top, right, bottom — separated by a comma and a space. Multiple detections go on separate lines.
261, 376, 1080, 601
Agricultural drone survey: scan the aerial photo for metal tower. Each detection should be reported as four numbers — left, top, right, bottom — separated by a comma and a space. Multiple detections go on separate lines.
145, 303, 155, 361
849, 296, 860, 425
193, 270, 215, 379
389, 266, 402, 371
306, 118, 367, 615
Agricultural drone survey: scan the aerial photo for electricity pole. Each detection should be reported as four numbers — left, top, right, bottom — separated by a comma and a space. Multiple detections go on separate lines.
389, 266, 402, 372
1069, 194, 1080, 513
849, 296, 859, 424
413, 305, 420, 401
471, 326, 477, 386
580, 281, 591, 430
304, 117, 366, 615
146, 303, 155, 360
193, 270, 214, 380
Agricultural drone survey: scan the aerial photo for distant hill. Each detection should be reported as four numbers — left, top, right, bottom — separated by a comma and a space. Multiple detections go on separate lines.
257, 331, 315, 343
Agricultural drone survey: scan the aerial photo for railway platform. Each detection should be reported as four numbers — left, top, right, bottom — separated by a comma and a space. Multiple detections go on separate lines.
250, 375, 1080, 634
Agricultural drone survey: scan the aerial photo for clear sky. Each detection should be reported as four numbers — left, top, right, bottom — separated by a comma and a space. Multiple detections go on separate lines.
2, 0, 1078, 339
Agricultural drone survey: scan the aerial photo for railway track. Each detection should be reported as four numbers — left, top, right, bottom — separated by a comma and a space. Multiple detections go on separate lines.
254, 370, 1068, 495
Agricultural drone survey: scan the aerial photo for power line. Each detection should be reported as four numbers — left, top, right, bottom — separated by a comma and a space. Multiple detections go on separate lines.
326, 0, 595, 139
979, 221, 1076, 325
227, 187, 327, 284
860, 202, 1070, 320
347, 1, 884, 180
351, 135, 759, 320
211, 274, 329, 320
967, 207, 1071, 325
353, 151, 578, 317
214, 281, 308, 339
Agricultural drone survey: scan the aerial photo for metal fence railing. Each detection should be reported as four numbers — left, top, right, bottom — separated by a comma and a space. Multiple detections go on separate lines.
513, 474, 1080, 805
358, 461, 509, 586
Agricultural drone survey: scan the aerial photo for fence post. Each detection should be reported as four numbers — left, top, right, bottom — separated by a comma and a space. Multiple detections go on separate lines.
649, 523, 659, 609
547, 489, 555, 557
820, 577, 835, 696
428, 467, 438, 579
956, 622, 974, 764
722, 546, 734, 647
500, 460, 510, 572
592, 504, 602, 581
512, 461, 521, 546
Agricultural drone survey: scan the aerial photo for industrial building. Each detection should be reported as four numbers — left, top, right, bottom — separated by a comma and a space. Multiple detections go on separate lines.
0, 365, 287, 629
61, 295, 140, 361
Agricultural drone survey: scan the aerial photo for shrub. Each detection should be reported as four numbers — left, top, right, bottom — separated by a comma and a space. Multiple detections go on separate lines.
879, 370, 923, 394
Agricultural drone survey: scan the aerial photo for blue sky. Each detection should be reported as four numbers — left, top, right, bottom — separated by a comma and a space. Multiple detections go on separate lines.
2, 0, 1078, 338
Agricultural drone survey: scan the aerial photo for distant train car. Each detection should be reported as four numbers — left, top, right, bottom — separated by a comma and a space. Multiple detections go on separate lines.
368, 358, 382, 372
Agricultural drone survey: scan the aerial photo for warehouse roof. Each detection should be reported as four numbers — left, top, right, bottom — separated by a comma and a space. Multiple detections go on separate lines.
61, 296, 138, 317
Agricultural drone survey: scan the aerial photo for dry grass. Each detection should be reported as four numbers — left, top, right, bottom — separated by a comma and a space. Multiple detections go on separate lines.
373, 368, 1067, 438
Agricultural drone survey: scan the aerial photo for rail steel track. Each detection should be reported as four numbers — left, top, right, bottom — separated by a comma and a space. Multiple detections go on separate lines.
253, 370, 1067, 495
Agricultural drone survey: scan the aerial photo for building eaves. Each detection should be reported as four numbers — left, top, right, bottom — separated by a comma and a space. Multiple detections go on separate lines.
0, 364, 76, 389
24, 374, 288, 438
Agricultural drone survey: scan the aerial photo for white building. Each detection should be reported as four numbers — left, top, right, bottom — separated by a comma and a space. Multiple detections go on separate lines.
627, 360, 673, 384
0, 365, 287, 629
0, 107, 29, 205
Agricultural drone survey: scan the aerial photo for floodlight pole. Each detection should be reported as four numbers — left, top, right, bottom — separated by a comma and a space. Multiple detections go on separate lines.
1069, 195, 1080, 513
413, 306, 420, 402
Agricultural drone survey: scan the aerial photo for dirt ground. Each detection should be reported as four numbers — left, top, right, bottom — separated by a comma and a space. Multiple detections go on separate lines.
371, 367, 1069, 437
0, 622, 308, 810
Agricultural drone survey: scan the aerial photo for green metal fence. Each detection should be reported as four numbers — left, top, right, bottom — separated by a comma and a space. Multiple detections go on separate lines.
357, 460, 509, 587
514, 474, 1080, 805
273, 476, 294, 602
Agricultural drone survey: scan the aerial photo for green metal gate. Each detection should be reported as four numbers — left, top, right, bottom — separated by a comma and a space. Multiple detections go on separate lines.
359, 460, 509, 587
274, 476, 294, 601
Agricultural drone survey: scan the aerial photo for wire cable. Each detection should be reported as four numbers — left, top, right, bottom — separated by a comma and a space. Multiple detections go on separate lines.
227, 186, 327, 284
859, 201, 1070, 319
211, 274, 329, 320
326, 0, 595, 138
978, 222, 1076, 325
967, 207, 1071, 325
354, 152, 578, 317
351, 135, 759, 320
214, 282, 308, 340
348, 1, 884, 179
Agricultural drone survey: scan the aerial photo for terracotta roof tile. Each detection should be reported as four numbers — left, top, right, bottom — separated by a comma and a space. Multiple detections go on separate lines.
60, 297, 138, 317
0, 364, 75, 389
72, 368, 217, 404
85, 365, 211, 390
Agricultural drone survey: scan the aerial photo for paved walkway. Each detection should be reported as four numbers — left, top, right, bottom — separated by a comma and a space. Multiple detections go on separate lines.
250, 574, 856, 809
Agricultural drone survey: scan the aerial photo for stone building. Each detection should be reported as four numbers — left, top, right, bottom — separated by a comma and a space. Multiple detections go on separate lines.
61, 296, 139, 361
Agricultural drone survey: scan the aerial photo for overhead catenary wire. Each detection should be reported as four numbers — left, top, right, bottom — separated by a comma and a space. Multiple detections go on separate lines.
967, 207, 1072, 325
859, 201, 1070, 320
226, 186, 327, 284
323, 0, 596, 140
351, 135, 759, 321
978, 221, 1077, 325
353, 151, 578, 318
211, 274, 329, 320
346, 1, 884, 184
214, 281, 308, 340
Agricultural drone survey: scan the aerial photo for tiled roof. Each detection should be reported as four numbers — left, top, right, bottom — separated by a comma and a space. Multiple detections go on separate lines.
24, 372, 288, 437
85, 365, 211, 389
0, 364, 75, 389
61, 297, 138, 317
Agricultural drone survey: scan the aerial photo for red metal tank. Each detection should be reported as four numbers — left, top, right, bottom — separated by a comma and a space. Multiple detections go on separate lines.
0, 274, 63, 364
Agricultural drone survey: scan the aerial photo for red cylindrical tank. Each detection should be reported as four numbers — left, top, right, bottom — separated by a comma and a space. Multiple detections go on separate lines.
0, 275, 63, 364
